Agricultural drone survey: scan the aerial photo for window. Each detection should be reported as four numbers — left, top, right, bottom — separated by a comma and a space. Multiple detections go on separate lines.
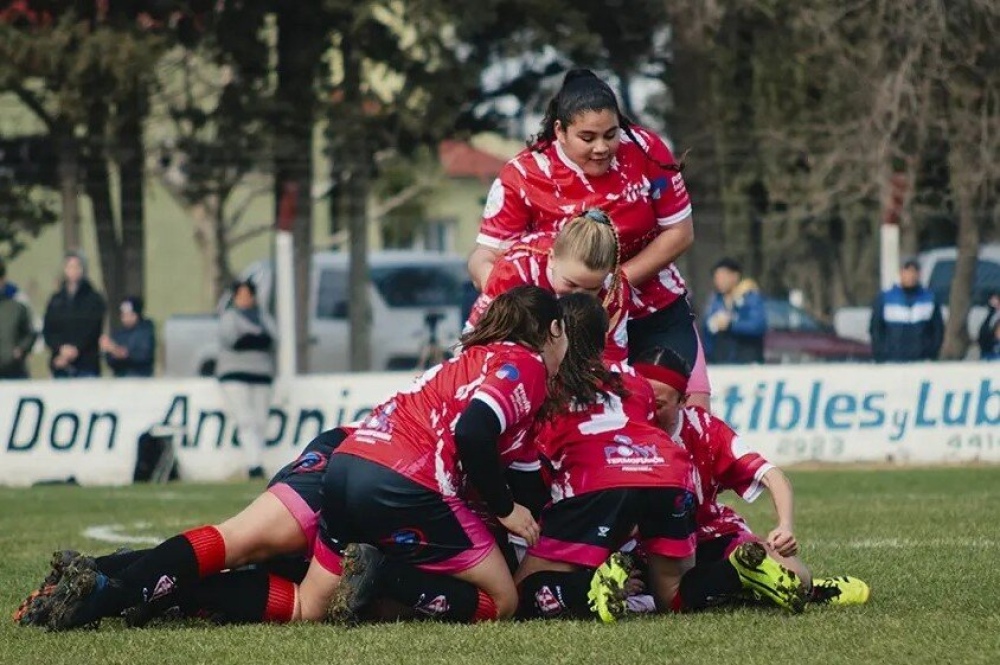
764, 299, 829, 332
929, 259, 1000, 306
371, 264, 465, 308
316, 269, 348, 319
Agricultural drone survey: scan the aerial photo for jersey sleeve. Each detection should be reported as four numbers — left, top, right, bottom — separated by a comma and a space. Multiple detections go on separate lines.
471, 351, 548, 433
634, 127, 693, 228
476, 161, 531, 249
707, 416, 775, 502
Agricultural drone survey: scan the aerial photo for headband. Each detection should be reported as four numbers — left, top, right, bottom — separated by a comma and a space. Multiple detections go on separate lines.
582, 208, 613, 226
633, 363, 689, 394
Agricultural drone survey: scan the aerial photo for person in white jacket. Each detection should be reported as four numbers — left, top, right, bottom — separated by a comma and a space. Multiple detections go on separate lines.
216, 279, 277, 478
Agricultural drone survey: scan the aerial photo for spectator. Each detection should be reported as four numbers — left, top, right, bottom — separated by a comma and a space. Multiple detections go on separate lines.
978, 290, 1000, 361
703, 257, 767, 364
100, 296, 155, 377
216, 279, 276, 479
43, 251, 106, 378
869, 258, 944, 363
0, 258, 36, 379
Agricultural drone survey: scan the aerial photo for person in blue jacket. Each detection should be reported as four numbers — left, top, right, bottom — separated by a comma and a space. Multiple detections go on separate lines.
100, 296, 155, 377
869, 258, 943, 363
703, 258, 767, 364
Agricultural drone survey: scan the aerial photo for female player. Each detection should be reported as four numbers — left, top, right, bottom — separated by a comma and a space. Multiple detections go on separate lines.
467, 208, 630, 364
466, 68, 712, 407
43, 286, 570, 629
510, 294, 701, 622
630, 347, 870, 611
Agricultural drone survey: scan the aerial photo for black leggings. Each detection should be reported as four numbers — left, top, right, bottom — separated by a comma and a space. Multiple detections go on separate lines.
627, 297, 699, 369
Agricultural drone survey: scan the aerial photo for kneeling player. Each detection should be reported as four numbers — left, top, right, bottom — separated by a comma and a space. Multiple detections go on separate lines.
631, 347, 870, 610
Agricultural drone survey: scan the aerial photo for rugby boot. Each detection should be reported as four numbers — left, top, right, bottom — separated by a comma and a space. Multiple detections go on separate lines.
728, 541, 807, 613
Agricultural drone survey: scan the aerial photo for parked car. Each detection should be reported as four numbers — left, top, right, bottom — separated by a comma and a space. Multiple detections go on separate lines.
164, 251, 468, 376
833, 244, 1000, 345
764, 298, 872, 363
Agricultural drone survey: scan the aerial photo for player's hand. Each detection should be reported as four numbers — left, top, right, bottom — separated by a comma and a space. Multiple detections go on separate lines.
626, 568, 646, 595
498, 503, 540, 547
766, 527, 798, 557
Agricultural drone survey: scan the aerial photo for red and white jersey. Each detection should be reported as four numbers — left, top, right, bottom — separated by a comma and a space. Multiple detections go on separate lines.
670, 406, 775, 543
335, 342, 549, 496
466, 233, 630, 364
476, 127, 692, 316
537, 370, 695, 500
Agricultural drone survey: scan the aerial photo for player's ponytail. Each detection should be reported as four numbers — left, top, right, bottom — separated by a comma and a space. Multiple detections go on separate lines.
549, 292, 626, 410
460, 285, 562, 354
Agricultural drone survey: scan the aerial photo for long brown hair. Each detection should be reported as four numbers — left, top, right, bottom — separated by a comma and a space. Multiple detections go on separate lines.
460, 284, 562, 353
550, 292, 626, 410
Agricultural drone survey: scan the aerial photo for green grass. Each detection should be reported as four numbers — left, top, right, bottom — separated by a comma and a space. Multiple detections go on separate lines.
2, 467, 1000, 665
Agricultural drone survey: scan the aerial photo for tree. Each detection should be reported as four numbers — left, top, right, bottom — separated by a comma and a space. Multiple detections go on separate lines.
151, 1, 275, 304
0, 180, 58, 258
0, 4, 169, 310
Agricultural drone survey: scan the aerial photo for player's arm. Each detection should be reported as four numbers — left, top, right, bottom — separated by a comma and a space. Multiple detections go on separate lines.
468, 246, 501, 291
454, 400, 540, 545
759, 467, 798, 557
621, 216, 694, 288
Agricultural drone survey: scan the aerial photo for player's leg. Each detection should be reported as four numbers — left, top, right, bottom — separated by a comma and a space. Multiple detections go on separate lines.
515, 490, 635, 622
44, 429, 347, 630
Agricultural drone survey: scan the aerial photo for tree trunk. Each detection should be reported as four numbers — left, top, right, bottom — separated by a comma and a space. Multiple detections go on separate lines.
940, 154, 979, 360
341, 30, 372, 372
668, 37, 726, 310
190, 201, 221, 309
55, 123, 80, 253
118, 89, 146, 302
84, 103, 125, 315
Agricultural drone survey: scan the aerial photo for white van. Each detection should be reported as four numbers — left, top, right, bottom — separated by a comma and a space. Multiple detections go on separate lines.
164, 250, 468, 376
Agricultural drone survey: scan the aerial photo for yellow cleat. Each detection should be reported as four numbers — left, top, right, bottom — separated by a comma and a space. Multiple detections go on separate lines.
811, 576, 871, 606
587, 553, 631, 623
729, 541, 807, 613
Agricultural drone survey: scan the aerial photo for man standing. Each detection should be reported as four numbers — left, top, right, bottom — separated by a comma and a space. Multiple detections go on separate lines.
43, 252, 107, 378
869, 258, 944, 363
703, 258, 767, 364
0, 258, 36, 379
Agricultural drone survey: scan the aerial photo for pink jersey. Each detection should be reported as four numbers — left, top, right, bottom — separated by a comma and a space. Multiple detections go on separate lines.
671, 406, 775, 543
537, 370, 695, 500
467, 233, 630, 364
476, 127, 692, 316
336, 342, 548, 496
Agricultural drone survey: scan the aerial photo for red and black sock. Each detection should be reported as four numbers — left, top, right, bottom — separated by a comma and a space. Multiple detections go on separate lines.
178, 569, 296, 624
96, 526, 226, 616
674, 559, 743, 612
378, 560, 497, 623
516, 570, 594, 619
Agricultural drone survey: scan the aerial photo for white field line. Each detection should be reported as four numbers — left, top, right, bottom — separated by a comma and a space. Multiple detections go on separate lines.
82, 523, 163, 545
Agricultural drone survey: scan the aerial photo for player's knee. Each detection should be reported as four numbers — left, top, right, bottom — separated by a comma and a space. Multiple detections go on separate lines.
489, 583, 519, 619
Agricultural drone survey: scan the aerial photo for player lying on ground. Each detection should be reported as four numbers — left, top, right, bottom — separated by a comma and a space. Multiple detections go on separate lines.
626, 347, 870, 611
21, 286, 577, 629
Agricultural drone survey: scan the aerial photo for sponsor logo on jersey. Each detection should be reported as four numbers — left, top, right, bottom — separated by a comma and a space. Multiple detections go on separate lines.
511, 383, 532, 417
534, 585, 563, 616
483, 178, 505, 219
650, 176, 668, 200
496, 363, 520, 381
597, 526, 610, 538
603, 442, 665, 467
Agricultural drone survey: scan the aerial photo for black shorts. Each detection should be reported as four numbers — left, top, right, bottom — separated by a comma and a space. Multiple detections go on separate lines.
265, 427, 349, 543
314, 454, 495, 575
627, 297, 699, 369
528, 487, 697, 568
695, 532, 760, 564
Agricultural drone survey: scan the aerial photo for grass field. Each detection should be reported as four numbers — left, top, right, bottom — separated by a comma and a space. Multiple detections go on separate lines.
2, 466, 999, 665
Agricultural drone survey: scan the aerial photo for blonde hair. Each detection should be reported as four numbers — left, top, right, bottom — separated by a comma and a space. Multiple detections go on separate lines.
552, 209, 625, 323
